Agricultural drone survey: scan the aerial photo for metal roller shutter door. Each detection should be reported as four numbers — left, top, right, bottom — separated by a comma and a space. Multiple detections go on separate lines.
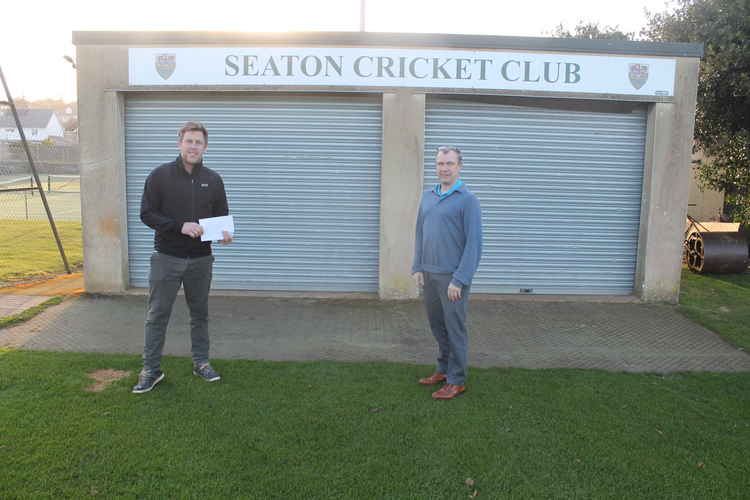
425, 97, 647, 295
125, 93, 382, 292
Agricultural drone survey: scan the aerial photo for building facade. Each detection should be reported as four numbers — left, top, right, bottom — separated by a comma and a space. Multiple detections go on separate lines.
74, 31, 702, 302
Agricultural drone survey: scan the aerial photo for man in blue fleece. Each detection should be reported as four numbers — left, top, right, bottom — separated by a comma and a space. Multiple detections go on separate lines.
412, 146, 482, 400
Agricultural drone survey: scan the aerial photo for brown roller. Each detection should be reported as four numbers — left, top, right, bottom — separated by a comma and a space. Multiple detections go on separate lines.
685, 231, 749, 273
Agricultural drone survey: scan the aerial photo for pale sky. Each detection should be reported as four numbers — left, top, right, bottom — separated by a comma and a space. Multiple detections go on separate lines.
1, 0, 675, 103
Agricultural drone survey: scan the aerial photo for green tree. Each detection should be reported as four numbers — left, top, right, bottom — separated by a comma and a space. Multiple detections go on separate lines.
644, 0, 750, 224
549, 21, 634, 40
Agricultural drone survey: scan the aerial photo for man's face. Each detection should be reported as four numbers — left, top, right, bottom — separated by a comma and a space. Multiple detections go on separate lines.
435, 150, 462, 186
178, 130, 207, 166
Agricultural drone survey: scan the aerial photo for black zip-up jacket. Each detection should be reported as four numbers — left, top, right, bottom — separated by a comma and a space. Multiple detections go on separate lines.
140, 156, 229, 258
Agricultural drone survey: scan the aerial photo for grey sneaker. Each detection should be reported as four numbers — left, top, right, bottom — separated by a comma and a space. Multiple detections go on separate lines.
193, 363, 221, 382
132, 369, 165, 394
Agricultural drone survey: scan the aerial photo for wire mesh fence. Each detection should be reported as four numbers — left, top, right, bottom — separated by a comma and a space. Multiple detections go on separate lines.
0, 174, 81, 221
0, 134, 82, 283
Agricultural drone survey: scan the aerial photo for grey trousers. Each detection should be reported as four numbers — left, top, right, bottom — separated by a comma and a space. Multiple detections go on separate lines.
143, 252, 214, 372
423, 272, 471, 386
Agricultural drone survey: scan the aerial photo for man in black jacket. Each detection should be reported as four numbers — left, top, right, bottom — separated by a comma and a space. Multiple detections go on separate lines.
133, 121, 232, 394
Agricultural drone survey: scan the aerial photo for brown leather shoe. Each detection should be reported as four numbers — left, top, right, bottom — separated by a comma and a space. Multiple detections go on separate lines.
418, 372, 447, 385
432, 384, 466, 400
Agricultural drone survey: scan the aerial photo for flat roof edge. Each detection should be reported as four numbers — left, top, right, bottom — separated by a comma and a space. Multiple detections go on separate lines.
72, 31, 704, 58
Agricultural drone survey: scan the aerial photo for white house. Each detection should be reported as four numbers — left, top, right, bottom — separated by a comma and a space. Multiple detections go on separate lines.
0, 109, 65, 141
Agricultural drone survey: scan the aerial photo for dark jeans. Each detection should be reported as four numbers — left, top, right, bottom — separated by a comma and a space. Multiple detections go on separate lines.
142, 252, 214, 372
423, 272, 471, 386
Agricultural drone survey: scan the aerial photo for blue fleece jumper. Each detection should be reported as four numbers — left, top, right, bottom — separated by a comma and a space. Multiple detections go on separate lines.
412, 183, 482, 286
412, 182, 482, 387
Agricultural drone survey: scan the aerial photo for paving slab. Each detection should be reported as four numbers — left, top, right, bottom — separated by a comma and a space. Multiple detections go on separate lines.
1, 294, 748, 373
0, 295, 49, 318
0, 273, 84, 321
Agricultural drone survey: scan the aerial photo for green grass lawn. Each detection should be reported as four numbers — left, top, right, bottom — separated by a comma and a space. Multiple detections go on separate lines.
678, 268, 750, 350
1, 351, 748, 499
0, 219, 83, 283
1, 268, 749, 498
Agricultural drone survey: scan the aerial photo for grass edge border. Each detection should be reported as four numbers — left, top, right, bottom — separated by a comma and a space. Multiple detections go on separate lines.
0, 296, 64, 330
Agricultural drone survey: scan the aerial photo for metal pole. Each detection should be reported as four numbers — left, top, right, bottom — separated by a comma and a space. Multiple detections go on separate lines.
360, 0, 366, 32
0, 64, 71, 274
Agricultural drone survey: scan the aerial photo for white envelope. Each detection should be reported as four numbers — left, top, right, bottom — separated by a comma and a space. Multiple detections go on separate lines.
198, 215, 234, 242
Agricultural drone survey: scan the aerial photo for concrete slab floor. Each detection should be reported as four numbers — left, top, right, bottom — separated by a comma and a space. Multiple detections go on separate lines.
1, 294, 748, 373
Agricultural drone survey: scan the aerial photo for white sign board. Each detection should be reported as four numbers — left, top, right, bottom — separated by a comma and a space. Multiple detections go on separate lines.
129, 47, 675, 97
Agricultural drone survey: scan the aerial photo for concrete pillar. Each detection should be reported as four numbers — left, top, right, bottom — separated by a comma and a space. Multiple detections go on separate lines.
77, 46, 130, 292
379, 91, 425, 299
635, 57, 700, 303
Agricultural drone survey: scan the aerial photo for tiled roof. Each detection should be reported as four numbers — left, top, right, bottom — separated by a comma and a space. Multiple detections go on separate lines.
0, 109, 54, 128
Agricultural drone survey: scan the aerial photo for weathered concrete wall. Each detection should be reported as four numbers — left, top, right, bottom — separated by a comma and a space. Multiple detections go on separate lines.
77, 45, 129, 292
687, 150, 724, 221
379, 91, 425, 299
635, 57, 700, 303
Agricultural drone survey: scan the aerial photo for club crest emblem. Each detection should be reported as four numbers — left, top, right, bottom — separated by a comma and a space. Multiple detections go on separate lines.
155, 53, 176, 80
628, 63, 649, 90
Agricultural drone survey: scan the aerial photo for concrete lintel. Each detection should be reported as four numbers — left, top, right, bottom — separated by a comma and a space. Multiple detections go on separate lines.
72, 31, 703, 58
105, 86, 675, 104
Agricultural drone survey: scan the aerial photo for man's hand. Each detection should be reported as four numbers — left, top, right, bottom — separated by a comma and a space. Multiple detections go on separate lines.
447, 282, 462, 302
181, 222, 203, 239
219, 230, 233, 245
413, 272, 424, 288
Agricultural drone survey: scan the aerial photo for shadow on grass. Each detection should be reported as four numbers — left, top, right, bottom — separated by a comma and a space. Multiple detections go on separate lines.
679, 269, 750, 350
695, 269, 750, 289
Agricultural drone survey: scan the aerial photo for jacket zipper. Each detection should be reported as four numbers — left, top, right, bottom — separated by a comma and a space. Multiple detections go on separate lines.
191, 177, 195, 222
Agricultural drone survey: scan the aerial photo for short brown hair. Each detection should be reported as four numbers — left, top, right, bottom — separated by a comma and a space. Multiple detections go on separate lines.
178, 121, 208, 143
436, 146, 462, 164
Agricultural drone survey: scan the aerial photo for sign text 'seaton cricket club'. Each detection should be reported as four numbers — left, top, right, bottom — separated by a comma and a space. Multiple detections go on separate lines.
129, 47, 676, 97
